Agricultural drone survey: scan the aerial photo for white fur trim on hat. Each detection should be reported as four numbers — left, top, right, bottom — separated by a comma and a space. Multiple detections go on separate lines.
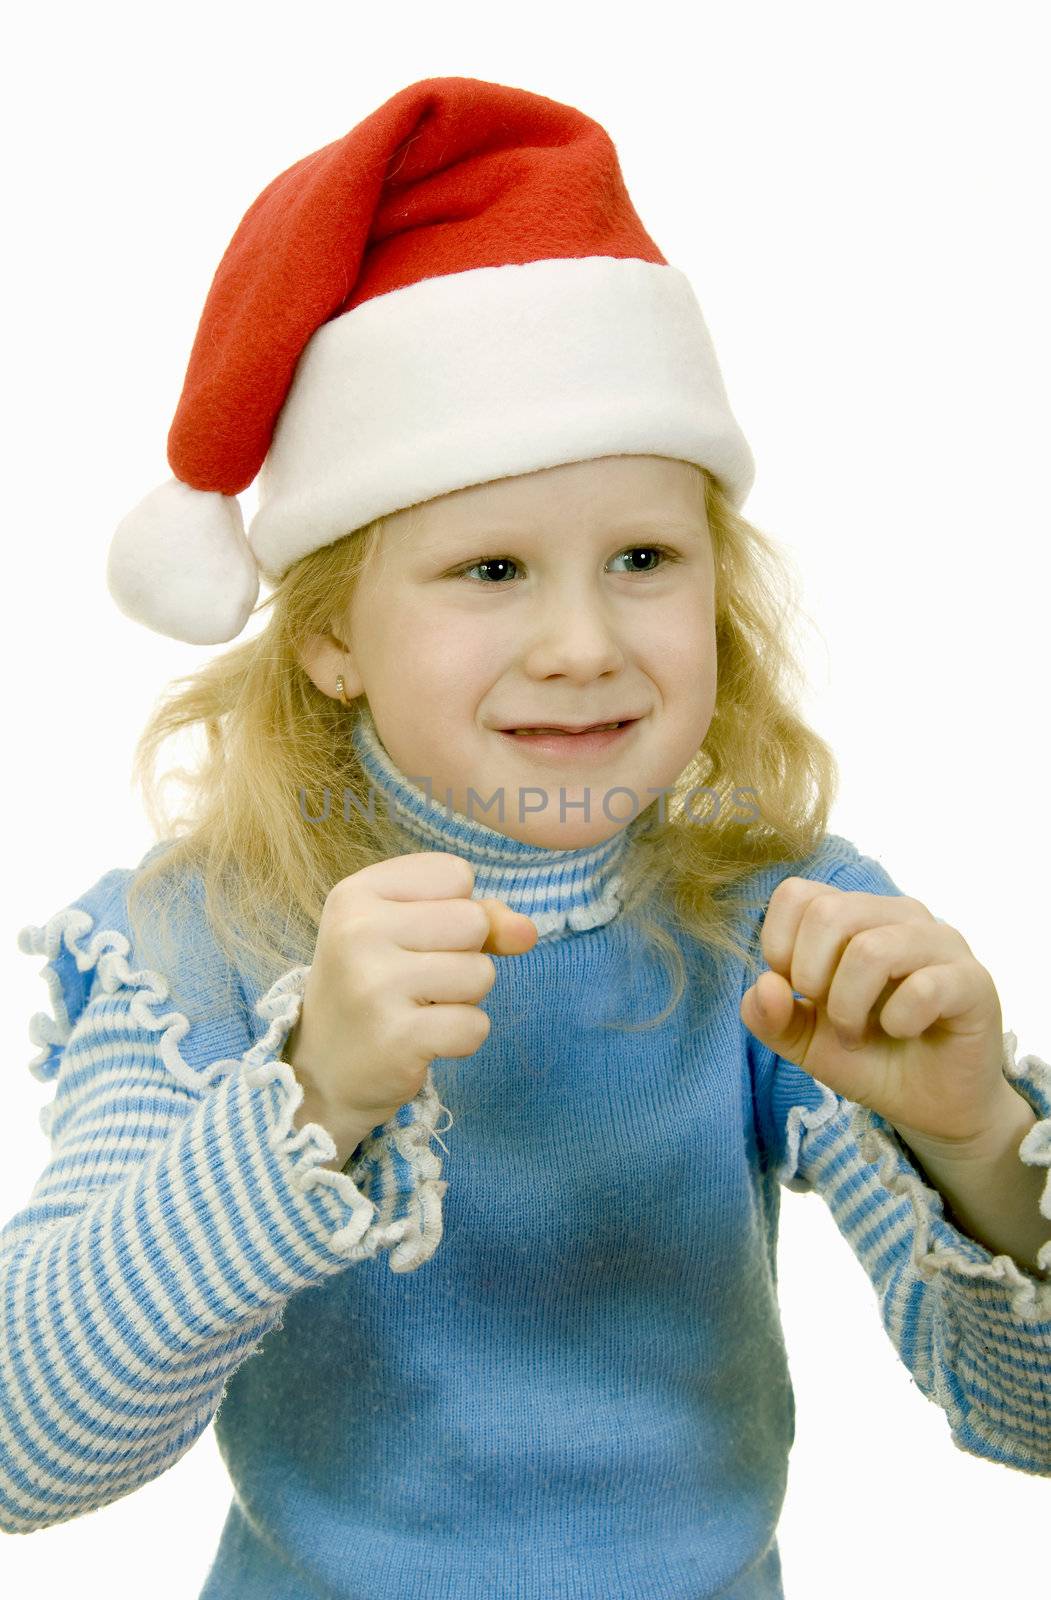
250, 256, 756, 577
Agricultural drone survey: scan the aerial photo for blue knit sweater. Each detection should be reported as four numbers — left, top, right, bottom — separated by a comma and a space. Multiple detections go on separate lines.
3, 712, 1051, 1599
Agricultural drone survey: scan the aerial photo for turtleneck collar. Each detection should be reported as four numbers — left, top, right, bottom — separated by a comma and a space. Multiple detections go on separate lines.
350, 707, 634, 940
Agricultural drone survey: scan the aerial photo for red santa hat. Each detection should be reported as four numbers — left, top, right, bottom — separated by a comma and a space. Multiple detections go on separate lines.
106, 75, 756, 646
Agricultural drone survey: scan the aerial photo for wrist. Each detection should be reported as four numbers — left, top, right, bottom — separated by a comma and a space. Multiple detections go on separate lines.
892, 1082, 1037, 1170
285, 1061, 378, 1170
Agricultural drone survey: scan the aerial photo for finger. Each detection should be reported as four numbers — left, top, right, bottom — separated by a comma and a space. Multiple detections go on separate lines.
380, 896, 496, 952
875, 957, 998, 1041
475, 897, 539, 957
744, 970, 799, 1036
760, 878, 856, 980
412, 1000, 494, 1059
825, 922, 975, 1046
741, 971, 821, 1071
379, 895, 537, 955
355, 850, 477, 901
742, 974, 889, 1108
761, 877, 935, 996
402, 949, 499, 1006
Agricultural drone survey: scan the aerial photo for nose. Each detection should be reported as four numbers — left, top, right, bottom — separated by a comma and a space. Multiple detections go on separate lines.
520, 583, 626, 681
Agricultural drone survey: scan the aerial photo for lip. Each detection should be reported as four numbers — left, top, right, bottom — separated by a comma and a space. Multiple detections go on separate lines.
495, 718, 641, 761
495, 715, 642, 734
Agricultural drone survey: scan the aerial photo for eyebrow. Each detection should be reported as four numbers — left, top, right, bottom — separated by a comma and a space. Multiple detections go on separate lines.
422, 515, 708, 547
625, 517, 708, 537
609, 515, 707, 535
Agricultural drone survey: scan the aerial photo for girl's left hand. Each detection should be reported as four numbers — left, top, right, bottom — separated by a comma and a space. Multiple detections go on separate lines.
740, 877, 1014, 1153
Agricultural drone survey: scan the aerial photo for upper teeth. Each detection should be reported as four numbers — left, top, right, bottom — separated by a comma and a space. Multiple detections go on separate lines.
511, 723, 620, 735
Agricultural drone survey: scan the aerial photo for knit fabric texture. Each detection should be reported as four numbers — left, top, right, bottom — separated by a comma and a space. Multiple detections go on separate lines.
4, 741, 1051, 1597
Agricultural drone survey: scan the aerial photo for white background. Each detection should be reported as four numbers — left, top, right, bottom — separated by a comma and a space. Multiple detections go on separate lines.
2, 1, 1049, 1594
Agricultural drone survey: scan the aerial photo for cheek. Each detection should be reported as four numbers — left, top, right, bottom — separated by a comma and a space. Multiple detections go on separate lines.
386, 609, 496, 698
647, 595, 716, 675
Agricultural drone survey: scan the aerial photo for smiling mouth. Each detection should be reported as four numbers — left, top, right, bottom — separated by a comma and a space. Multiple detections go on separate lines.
507, 723, 625, 736
500, 719, 638, 736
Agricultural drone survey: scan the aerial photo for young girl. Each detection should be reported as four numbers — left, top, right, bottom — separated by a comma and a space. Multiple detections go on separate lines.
2, 74, 1049, 1599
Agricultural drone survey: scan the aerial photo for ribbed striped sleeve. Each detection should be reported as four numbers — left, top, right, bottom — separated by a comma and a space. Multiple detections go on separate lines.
776, 1037, 1051, 1473
765, 847, 1051, 1475
0, 878, 450, 1534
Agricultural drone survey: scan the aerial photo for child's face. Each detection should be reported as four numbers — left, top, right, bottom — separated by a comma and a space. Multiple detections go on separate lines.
304, 454, 717, 850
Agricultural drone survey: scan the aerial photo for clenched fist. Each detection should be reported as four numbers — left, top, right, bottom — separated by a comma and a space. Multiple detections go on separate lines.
287, 852, 538, 1166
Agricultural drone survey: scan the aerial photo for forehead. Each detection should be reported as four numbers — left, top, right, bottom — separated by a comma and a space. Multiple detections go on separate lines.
385, 454, 706, 545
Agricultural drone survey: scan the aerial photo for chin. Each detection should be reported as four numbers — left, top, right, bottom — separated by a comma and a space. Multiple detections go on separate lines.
518, 819, 627, 851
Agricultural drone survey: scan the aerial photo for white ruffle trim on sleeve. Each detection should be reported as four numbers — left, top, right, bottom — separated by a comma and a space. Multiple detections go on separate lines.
778, 1029, 1051, 1322
243, 964, 451, 1272
18, 906, 452, 1275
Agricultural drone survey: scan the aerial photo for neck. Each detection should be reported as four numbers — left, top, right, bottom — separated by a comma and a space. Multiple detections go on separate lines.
350, 707, 634, 940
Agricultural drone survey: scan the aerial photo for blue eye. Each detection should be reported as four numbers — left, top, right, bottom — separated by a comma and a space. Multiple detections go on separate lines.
454, 545, 679, 584
459, 557, 517, 584
610, 546, 676, 574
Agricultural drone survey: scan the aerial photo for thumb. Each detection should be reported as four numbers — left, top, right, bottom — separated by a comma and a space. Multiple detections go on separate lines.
740, 971, 817, 1066
475, 897, 540, 957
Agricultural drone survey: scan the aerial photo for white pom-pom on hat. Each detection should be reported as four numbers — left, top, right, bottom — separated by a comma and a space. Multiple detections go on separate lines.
106, 477, 260, 646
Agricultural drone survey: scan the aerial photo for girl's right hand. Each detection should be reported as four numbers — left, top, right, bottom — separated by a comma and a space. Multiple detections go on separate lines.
284, 853, 538, 1150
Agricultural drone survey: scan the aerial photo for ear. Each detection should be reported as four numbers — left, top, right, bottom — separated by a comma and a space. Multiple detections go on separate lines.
296, 627, 364, 701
